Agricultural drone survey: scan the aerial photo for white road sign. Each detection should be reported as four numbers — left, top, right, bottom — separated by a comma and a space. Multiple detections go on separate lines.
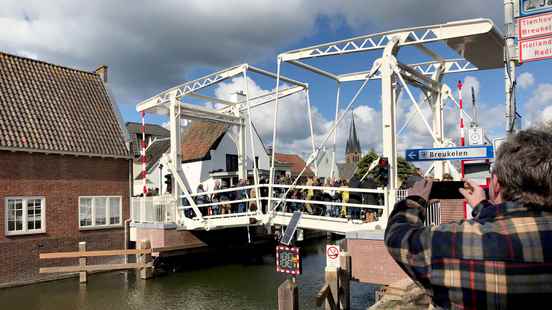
326, 245, 341, 268
468, 127, 484, 146
518, 12, 552, 40
520, 36, 552, 62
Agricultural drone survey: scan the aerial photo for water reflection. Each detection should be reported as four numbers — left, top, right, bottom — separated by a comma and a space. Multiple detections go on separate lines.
0, 238, 377, 310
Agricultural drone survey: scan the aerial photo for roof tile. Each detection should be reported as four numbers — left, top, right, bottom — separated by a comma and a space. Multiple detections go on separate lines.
0, 52, 128, 157
274, 153, 314, 177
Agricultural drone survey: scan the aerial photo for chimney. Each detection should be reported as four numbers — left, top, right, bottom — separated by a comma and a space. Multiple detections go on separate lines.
95, 65, 108, 83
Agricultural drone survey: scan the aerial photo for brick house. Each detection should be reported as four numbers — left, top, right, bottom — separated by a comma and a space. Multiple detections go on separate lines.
0, 52, 131, 287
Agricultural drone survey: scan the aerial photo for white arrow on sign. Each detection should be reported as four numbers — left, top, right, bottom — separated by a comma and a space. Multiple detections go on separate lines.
407, 151, 416, 160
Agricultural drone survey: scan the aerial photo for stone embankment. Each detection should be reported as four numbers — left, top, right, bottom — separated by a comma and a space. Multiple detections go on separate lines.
369, 278, 433, 310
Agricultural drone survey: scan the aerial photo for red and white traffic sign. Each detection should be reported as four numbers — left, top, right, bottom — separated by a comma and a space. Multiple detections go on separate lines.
519, 36, 552, 63
326, 245, 341, 268
518, 12, 552, 40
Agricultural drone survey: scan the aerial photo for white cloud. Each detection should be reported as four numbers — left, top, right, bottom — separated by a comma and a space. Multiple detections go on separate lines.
212, 77, 383, 161
543, 106, 552, 123
461, 76, 480, 101
518, 72, 535, 90
524, 83, 552, 127
0, 0, 506, 108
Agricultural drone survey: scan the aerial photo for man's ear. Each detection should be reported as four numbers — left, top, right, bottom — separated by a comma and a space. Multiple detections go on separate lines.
492, 174, 502, 202
492, 174, 501, 193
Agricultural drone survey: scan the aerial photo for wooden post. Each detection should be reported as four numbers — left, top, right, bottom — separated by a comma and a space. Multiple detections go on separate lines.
325, 267, 339, 310
339, 252, 351, 310
138, 240, 154, 280
278, 278, 298, 310
316, 284, 337, 309
78, 241, 87, 284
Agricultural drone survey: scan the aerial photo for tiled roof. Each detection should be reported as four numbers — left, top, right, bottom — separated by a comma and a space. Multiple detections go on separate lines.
181, 121, 227, 162
126, 122, 169, 157
274, 153, 314, 177
0, 52, 128, 158
135, 139, 171, 180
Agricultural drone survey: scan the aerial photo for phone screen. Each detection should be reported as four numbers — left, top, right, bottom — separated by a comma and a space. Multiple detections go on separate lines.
428, 181, 466, 200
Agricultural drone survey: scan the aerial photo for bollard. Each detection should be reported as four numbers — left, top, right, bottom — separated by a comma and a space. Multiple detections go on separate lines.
138, 240, 154, 280
79, 241, 87, 284
278, 278, 298, 310
325, 267, 339, 310
339, 252, 352, 310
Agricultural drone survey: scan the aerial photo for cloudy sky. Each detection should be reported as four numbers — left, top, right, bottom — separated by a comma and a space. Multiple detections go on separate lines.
1, 0, 551, 161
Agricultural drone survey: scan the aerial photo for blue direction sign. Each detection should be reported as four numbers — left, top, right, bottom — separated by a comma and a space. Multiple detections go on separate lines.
519, 0, 552, 17
405, 146, 494, 162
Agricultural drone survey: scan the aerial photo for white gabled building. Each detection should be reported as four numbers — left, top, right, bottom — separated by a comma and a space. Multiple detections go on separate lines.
131, 119, 270, 195
313, 147, 339, 180
179, 119, 271, 192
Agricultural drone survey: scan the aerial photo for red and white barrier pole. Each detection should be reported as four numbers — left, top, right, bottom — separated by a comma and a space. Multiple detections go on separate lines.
458, 80, 468, 218
458, 80, 465, 147
141, 111, 148, 195
457, 81, 468, 219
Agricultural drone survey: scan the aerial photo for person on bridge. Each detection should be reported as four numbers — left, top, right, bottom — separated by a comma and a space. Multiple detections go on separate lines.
385, 128, 552, 309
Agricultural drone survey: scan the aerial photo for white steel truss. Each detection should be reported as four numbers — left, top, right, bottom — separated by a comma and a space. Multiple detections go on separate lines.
135, 64, 311, 230
131, 19, 505, 235
137, 64, 307, 114
280, 19, 503, 69
270, 18, 505, 220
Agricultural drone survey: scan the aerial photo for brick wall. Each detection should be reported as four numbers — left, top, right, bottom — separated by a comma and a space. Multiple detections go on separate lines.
0, 151, 130, 286
439, 199, 465, 223
346, 238, 407, 285
134, 227, 206, 249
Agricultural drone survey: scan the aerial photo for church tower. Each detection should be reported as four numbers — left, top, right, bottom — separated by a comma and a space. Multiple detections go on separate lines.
345, 112, 362, 163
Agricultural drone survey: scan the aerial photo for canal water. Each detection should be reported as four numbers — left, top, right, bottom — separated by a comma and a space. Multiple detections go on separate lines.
0, 238, 378, 310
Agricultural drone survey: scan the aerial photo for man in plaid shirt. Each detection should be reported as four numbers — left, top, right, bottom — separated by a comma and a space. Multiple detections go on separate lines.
385, 128, 552, 309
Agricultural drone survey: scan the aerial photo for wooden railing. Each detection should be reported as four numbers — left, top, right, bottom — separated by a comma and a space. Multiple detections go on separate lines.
39, 240, 154, 283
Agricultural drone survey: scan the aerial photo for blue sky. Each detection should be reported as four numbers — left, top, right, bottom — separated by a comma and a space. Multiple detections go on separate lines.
2, 1, 551, 160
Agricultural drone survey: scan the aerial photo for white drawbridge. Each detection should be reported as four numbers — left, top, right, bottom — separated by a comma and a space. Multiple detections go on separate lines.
132, 19, 504, 235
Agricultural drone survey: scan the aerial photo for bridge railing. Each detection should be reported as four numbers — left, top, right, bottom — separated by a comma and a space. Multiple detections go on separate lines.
131, 184, 404, 228
131, 195, 177, 224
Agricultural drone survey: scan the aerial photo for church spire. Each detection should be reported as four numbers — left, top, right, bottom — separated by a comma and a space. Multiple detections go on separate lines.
345, 111, 362, 163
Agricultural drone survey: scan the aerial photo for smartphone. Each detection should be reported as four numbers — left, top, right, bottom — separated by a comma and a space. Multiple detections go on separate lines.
428, 181, 466, 200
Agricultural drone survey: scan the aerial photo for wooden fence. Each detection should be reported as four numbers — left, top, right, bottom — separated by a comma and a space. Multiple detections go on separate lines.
39, 240, 154, 283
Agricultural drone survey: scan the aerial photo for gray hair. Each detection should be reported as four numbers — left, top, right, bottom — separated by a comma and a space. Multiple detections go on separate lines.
494, 128, 552, 206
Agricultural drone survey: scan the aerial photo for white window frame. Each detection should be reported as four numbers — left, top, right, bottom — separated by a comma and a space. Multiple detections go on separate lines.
78, 196, 122, 230
5, 196, 46, 236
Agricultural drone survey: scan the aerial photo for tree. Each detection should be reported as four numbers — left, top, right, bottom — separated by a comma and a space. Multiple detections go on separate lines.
355, 150, 418, 187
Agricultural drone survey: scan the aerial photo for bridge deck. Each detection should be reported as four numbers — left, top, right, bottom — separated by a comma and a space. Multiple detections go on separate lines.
131, 185, 406, 235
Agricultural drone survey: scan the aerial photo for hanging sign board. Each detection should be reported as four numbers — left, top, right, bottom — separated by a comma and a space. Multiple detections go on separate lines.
276, 245, 301, 275
518, 12, 552, 40
519, 35, 552, 62
326, 245, 341, 268
518, 0, 552, 17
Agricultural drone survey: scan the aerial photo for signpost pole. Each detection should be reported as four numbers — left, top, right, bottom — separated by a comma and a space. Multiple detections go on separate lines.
505, 0, 518, 134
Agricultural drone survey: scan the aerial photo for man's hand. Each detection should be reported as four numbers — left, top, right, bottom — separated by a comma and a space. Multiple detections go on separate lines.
459, 178, 486, 207
409, 178, 433, 202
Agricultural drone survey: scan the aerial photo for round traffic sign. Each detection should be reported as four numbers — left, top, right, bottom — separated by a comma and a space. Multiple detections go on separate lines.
327, 245, 339, 259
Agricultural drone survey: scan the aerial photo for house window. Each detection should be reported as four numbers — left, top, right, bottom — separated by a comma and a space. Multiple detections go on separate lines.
226, 154, 238, 172
5, 197, 46, 236
79, 196, 122, 229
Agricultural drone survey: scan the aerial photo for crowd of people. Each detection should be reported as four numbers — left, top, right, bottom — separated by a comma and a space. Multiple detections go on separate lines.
184, 175, 383, 222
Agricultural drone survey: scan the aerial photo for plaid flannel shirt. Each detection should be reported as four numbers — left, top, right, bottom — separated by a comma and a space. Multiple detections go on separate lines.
385, 197, 552, 309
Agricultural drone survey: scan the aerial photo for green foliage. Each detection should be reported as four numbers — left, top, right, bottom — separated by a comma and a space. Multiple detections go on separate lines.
355, 149, 418, 186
